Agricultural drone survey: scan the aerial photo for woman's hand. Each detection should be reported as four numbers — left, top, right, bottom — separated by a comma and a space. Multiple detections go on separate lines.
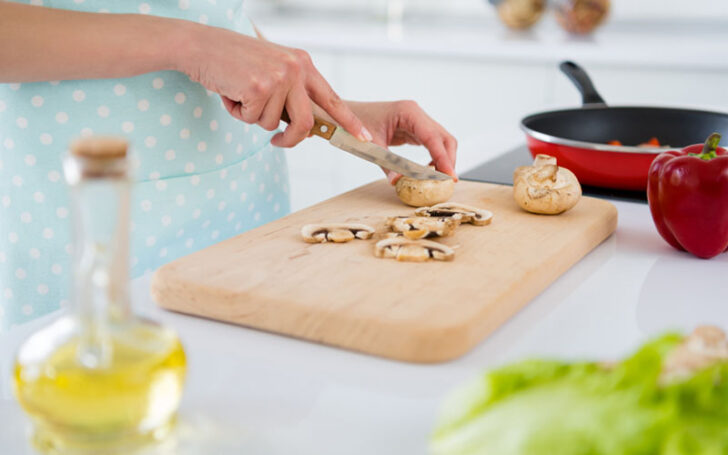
180, 24, 371, 148
345, 101, 458, 184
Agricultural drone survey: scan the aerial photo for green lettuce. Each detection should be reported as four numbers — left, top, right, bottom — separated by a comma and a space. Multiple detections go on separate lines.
431, 334, 728, 455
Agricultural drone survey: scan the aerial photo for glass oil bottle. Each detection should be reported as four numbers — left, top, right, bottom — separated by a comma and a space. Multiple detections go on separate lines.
13, 137, 187, 454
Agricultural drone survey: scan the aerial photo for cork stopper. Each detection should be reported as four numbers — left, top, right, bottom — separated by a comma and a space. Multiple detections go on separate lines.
70, 136, 128, 159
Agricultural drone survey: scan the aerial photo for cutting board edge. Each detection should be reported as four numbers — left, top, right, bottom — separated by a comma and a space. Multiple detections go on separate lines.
152, 264, 486, 363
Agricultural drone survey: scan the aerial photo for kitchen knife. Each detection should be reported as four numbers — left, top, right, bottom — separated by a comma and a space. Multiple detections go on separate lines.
281, 112, 452, 181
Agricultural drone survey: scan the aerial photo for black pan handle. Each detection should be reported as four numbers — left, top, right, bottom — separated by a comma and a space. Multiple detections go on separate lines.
559, 61, 607, 108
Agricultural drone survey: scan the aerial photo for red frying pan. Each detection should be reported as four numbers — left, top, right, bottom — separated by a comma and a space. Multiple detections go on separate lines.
521, 61, 728, 190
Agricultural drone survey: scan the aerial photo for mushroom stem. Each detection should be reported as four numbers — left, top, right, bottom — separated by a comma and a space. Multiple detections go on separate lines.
533, 164, 559, 182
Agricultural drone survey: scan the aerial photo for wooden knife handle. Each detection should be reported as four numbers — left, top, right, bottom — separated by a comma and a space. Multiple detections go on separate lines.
281, 109, 336, 140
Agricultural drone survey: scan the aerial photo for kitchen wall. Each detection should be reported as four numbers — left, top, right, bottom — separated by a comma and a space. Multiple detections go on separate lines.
247, 0, 728, 21
245, 0, 728, 211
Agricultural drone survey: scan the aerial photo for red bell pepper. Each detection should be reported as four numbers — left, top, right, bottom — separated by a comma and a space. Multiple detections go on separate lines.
647, 133, 728, 259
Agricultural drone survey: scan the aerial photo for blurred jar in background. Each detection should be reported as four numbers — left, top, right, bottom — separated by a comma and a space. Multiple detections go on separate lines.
554, 0, 610, 35
490, 0, 546, 30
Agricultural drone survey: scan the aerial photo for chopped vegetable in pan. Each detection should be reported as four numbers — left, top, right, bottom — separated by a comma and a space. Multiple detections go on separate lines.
608, 137, 663, 147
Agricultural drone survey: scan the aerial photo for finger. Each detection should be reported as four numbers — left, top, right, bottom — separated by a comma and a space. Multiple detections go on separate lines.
228, 90, 267, 125
257, 89, 288, 131
305, 70, 372, 142
221, 96, 244, 121
443, 133, 458, 168
271, 85, 314, 148
399, 103, 457, 180
223, 94, 266, 125
379, 166, 401, 185
420, 133, 457, 181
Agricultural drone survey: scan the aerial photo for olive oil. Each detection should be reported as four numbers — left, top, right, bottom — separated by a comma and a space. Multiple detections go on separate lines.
13, 137, 186, 454
14, 320, 186, 453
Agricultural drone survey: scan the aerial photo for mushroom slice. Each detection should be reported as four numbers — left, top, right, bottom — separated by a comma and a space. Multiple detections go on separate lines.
374, 238, 455, 262
661, 325, 728, 383
301, 223, 375, 244
415, 202, 493, 226
513, 154, 582, 215
385, 216, 459, 240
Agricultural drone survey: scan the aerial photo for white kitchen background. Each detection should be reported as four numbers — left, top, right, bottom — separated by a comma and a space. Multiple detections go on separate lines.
245, 0, 728, 211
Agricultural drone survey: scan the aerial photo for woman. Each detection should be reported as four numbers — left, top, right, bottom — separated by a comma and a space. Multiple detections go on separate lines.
0, 0, 457, 329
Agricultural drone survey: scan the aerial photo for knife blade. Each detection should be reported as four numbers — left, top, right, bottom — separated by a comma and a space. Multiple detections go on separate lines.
281, 112, 452, 181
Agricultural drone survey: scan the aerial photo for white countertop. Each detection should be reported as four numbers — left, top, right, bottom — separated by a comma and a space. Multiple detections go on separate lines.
252, 12, 728, 71
2, 169, 728, 454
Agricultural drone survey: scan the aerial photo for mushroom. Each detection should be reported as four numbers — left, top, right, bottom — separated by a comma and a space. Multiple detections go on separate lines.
374, 238, 455, 262
395, 169, 455, 207
301, 223, 375, 243
513, 154, 581, 215
415, 202, 493, 226
661, 325, 728, 383
385, 216, 459, 240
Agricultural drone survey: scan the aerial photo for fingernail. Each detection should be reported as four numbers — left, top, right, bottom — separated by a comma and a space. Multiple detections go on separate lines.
387, 171, 401, 185
360, 127, 373, 142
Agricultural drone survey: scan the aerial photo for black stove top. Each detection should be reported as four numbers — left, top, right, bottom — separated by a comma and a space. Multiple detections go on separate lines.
461, 145, 648, 204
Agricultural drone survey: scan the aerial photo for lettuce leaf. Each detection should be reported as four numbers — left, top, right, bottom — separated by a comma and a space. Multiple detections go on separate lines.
430, 333, 728, 455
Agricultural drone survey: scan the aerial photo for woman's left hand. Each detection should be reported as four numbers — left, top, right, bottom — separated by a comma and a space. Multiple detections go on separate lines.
346, 101, 458, 184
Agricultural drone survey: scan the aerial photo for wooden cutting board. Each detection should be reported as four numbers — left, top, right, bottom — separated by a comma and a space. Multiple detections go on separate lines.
152, 180, 617, 363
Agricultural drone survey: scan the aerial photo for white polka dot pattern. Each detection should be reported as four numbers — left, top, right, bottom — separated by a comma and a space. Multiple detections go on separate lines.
0, 1, 290, 330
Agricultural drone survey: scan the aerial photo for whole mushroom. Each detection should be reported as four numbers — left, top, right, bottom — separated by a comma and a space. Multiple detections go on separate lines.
513, 154, 581, 215
395, 169, 455, 207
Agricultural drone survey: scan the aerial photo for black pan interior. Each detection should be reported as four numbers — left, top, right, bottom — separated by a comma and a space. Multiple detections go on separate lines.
523, 107, 728, 147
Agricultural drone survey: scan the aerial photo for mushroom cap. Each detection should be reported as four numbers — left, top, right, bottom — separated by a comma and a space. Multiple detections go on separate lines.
375, 237, 455, 262
395, 174, 455, 207
513, 155, 581, 215
301, 223, 375, 243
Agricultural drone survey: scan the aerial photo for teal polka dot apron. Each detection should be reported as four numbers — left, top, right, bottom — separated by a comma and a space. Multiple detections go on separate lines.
0, 0, 291, 330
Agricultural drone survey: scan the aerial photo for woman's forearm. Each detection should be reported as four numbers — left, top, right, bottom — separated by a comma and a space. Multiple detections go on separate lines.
0, 2, 191, 82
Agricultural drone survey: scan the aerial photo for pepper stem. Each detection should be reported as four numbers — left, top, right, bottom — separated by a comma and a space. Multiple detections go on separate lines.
689, 133, 721, 160
702, 133, 722, 155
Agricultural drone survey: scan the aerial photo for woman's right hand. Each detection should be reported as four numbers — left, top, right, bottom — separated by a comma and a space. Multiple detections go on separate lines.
179, 24, 372, 148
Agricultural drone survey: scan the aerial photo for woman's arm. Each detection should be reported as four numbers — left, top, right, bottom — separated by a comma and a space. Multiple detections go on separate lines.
0, 2, 369, 147
0, 2, 183, 82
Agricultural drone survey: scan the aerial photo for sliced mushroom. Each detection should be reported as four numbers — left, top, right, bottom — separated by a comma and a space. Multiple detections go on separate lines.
301, 223, 375, 244
661, 325, 728, 383
385, 216, 459, 240
513, 154, 581, 215
375, 238, 455, 262
415, 202, 493, 226
394, 168, 455, 207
